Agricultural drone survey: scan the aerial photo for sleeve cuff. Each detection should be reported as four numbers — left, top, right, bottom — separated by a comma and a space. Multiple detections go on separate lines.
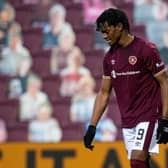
154, 68, 167, 77
102, 75, 111, 79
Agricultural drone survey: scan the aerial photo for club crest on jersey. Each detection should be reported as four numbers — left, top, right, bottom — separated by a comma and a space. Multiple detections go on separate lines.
128, 56, 137, 65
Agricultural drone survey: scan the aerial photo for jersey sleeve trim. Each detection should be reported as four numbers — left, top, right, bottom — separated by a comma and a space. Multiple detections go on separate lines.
102, 75, 111, 79
154, 68, 167, 77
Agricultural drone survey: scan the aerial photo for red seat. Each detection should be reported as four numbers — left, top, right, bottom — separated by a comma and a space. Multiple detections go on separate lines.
59, 0, 74, 6
23, 27, 43, 53
106, 94, 122, 139
107, 95, 121, 127
93, 74, 102, 92
52, 97, 71, 127
113, 0, 133, 6
117, 2, 134, 24
66, 3, 84, 28
62, 122, 84, 140
131, 25, 146, 38
84, 49, 104, 76
15, 4, 36, 29
0, 75, 11, 101
75, 26, 94, 52
8, 0, 23, 7
42, 75, 61, 101
32, 50, 51, 76
8, 124, 28, 141
0, 99, 19, 127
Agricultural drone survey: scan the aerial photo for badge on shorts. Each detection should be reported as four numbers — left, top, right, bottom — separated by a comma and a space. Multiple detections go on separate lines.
128, 56, 137, 65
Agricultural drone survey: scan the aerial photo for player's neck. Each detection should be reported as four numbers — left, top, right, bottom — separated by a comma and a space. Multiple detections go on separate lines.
119, 32, 134, 48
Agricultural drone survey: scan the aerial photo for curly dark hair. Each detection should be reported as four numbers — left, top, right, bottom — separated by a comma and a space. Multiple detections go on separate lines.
96, 8, 130, 32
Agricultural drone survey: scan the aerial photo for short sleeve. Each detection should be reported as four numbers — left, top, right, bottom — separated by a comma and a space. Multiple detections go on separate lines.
143, 44, 166, 77
103, 55, 111, 79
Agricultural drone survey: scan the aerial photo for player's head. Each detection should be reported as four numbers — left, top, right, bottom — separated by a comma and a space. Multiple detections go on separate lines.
96, 8, 130, 46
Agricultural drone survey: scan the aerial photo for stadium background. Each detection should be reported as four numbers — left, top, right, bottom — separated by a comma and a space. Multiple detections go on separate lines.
0, 0, 168, 167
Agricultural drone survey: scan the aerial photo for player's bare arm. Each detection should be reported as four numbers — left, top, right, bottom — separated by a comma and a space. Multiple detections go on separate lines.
90, 77, 112, 126
155, 70, 168, 118
154, 70, 168, 144
83, 77, 112, 150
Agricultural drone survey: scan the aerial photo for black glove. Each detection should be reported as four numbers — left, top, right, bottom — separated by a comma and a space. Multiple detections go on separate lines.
157, 118, 168, 144
83, 125, 96, 151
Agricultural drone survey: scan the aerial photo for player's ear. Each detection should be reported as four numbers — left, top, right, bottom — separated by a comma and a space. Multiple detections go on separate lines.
116, 23, 123, 31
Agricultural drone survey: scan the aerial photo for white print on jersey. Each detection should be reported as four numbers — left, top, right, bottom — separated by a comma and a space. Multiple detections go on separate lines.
111, 70, 141, 78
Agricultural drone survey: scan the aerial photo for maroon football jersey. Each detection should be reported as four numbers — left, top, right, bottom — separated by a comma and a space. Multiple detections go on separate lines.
103, 36, 166, 128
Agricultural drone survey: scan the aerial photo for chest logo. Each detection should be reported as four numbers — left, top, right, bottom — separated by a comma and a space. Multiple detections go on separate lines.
128, 56, 137, 65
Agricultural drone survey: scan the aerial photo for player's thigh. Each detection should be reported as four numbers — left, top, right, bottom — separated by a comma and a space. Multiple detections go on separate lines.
122, 127, 135, 158
122, 121, 158, 159
131, 121, 157, 160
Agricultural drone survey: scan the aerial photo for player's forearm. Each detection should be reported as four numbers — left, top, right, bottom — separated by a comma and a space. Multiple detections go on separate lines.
160, 79, 168, 119
90, 90, 110, 126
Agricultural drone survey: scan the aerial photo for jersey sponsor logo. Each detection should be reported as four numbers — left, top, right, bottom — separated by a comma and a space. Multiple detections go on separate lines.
128, 56, 137, 65
111, 70, 140, 78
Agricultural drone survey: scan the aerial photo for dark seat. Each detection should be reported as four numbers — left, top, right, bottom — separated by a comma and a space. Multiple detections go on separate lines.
93, 74, 102, 92
0, 75, 11, 101
74, 26, 94, 52
117, 2, 134, 24
7, 123, 28, 141
107, 95, 123, 140
107, 95, 121, 127
42, 75, 61, 101
131, 25, 146, 38
84, 49, 104, 76
59, 0, 74, 6
23, 27, 43, 53
0, 99, 19, 127
15, 4, 36, 29
52, 97, 71, 127
32, 50, 51, 76
7, 0, 23, 7
62, 122, 84, 141
66, 3, 84, 28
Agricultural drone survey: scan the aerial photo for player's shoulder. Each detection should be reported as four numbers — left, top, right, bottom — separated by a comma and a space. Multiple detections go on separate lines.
104, 46, 114, 61
136, 36, 157, 51
103, 50, 111, 66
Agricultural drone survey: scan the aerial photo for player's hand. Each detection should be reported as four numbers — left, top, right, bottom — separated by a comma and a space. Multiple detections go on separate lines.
83, 125, 96, 151
157, 118, 168, 144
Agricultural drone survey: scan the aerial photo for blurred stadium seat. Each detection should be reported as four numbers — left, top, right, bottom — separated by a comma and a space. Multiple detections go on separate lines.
42, 75, 62, 101
75, 26, 94, 52
62, 122, 84, 140
0, 75, 11, 101
84, 49, 104, 76
66, 3, 84, 28
32, 50, 51, 76
23, 27, 43, 53
0, 99, 19, 127
7, 122, 28, 141
15, 4, 36, 29
7, 0, 23, 7
52, 97, 71, 128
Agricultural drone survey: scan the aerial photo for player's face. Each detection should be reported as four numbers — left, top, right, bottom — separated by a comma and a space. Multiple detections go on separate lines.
99, 22, 122, 46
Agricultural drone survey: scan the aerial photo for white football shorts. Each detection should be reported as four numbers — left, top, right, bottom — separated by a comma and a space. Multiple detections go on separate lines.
122, 121, 159, 159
